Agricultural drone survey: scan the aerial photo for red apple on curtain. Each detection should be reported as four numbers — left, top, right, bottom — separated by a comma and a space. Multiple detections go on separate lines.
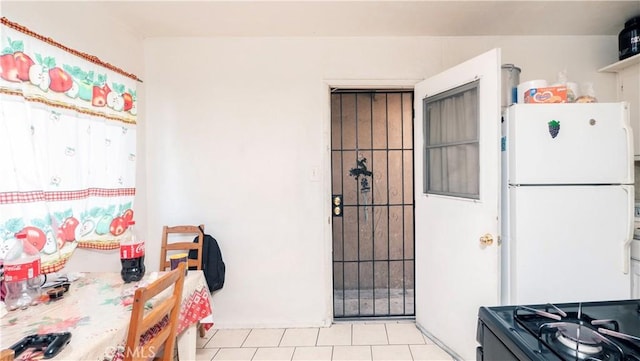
122, 93, 133, 111
60, 217, 79, 242
0, 53, 19, 82
48, 67, 73, 92
109, 216, 128, 236
55, 227, 65, 249
13, 52, 34, 81
92, 86, 107, 107
122, 209, 134, 223
19, 226, 46, 251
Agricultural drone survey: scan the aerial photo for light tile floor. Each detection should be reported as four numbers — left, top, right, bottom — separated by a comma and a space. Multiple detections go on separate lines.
195, 321, 454, 361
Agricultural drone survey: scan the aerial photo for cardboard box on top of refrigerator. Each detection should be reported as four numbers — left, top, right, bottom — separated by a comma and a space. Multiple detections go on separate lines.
524, 86, 567, 103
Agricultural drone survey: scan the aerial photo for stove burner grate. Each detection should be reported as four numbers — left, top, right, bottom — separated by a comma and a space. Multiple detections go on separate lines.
540, 322, 608, 360
513, 304, 638, 361
554, 323, 604, 355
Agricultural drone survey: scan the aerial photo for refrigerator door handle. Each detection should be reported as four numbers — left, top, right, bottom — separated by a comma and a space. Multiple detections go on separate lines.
623, 184, 634, 274
624, 240, 632, 274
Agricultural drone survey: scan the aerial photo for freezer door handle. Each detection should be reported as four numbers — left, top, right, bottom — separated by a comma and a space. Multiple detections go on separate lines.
624, 240, 631, 274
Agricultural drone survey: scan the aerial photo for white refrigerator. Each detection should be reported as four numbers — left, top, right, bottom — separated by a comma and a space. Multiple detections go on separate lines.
501, 103, 634, 305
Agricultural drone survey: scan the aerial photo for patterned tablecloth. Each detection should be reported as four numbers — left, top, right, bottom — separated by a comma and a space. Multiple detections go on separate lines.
0, 270, 213, 360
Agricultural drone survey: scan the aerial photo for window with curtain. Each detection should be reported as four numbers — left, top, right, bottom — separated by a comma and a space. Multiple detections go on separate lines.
423, 80, 479, 199
0, 18, 139, 273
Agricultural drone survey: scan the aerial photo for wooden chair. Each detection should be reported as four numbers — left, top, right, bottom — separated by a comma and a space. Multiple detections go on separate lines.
125, 262, 185, 361
0, 349, 14, 361
159, 225, 204, 272
159, 224, 208, 338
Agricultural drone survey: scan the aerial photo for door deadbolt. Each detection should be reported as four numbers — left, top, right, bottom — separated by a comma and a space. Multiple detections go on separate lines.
332, 195, 343, 217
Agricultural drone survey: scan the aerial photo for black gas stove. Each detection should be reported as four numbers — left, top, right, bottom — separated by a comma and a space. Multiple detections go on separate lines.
477, 300, 640, 361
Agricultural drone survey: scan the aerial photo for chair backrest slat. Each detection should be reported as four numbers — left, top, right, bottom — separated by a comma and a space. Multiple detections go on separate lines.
124, 263, 185, 361
159, 224, 204, 272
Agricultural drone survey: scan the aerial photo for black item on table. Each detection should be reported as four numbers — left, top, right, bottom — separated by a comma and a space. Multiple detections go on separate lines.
10, 332, 72, 359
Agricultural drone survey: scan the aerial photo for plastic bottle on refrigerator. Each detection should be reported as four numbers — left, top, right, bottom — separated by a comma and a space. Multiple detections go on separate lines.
552, 70, 578, 103
120, 221, 146, 283
3, 232, 42, 310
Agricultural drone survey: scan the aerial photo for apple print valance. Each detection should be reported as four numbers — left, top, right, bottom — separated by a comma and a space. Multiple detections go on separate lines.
0, 18, 140, 273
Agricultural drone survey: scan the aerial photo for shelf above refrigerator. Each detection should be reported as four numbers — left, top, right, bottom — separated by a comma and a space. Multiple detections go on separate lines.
599, 53, 640, 73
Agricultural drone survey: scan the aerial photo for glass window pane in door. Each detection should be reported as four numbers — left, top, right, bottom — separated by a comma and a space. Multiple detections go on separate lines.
423, 81, 479, 199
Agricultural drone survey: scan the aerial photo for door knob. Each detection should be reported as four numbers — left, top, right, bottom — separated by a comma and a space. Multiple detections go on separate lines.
479, 233, 494, 247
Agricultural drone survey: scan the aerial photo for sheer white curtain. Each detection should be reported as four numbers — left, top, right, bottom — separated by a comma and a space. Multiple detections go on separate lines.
425, 85, 479, 198
0, 18, 138, 273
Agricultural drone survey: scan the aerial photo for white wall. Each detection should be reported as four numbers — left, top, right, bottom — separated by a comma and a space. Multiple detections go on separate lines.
144, 35, 618, 328
2, 2, 147, 273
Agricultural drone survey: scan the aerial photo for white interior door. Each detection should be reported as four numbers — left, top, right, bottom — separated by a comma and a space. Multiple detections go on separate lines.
414, 48, 501, 361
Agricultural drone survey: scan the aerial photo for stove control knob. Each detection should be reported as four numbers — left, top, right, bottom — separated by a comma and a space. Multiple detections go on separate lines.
479, 233, 494, 247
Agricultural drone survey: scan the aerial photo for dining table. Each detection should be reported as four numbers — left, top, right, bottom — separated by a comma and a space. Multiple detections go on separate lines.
0, 270, 213, 361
